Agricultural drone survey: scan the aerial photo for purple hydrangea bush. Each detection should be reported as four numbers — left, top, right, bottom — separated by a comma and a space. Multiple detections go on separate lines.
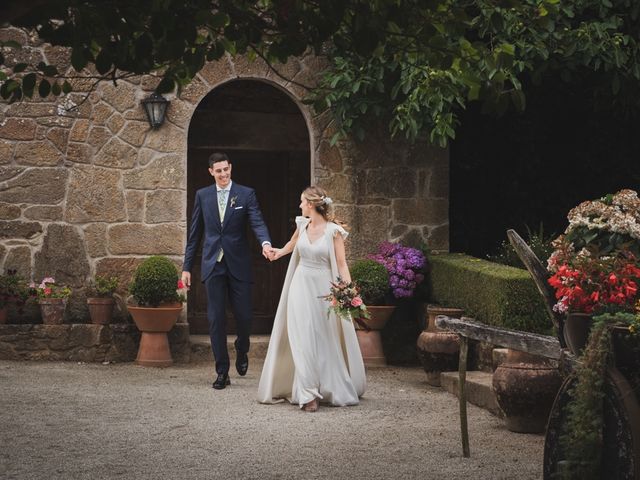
369, 242, 426, 299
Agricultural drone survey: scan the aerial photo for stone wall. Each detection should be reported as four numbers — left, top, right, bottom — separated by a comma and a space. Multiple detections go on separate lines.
0, 26, 450, 322
0, 323, 191, 363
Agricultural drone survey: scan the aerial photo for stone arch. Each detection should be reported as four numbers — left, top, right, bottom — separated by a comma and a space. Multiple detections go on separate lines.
183, 72, 314, 334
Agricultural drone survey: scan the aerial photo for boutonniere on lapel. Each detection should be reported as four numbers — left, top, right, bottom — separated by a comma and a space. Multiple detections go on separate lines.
229, 196, 238, 208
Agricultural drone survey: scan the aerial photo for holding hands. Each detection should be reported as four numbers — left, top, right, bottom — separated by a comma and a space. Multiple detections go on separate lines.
262, 244, 284, 261
268, 248, 285, 261
262, 244, 284, 262
262, 244, 273, 260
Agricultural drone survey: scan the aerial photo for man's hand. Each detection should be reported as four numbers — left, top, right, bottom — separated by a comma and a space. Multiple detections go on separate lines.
269, 248, 283, 261
262, 244, 273, 260
181, 271, 191, 289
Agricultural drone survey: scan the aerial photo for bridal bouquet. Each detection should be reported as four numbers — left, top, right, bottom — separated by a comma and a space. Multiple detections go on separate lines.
321, 277, 370, 326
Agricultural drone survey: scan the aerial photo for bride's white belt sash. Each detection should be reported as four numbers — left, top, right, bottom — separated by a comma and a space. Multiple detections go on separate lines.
299, 259, 330, 270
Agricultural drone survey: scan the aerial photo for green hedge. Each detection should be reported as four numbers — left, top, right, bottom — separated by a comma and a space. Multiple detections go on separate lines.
429, 253, 551, 335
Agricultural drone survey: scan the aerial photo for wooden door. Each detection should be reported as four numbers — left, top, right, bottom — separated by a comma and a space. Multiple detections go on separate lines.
186, 149, 309, 334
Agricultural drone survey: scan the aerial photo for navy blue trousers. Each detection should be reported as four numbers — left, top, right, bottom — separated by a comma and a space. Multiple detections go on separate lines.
204, 259, 252, 375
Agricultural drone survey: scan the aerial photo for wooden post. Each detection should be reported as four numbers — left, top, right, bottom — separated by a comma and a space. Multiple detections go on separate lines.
458, 336, 470, 457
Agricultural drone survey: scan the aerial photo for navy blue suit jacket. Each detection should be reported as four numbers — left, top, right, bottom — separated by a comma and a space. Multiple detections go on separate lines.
182, 182, 271, 282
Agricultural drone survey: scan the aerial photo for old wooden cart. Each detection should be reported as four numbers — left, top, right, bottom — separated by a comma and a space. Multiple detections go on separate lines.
436, 230, 640, 478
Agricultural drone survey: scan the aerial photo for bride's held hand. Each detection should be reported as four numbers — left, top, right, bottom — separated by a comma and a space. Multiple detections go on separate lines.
269, 248, 283, 261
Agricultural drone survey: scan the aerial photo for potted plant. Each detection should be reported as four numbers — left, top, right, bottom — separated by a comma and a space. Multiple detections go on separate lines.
128, 256, 186, 367
0, 269, 30, 324
547, 189, 640, 354
34, 277, 72, 325
351, 259, 392, 325
545, 189, 640, 476
350, 242, 428, 366
86, 275, 119, 325
350, 259, 392, 366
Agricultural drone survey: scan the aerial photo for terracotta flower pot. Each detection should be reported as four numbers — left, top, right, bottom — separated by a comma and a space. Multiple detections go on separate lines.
563, 313, 594, 356
416, 305, 464, 386
425, 305, 464, 332
87, 297, 115, 325
417, 331, 460, 386
38, 298, 67, 325
492, 350, 563, 433
354, 305, 395, 367
128, 304, 182, 367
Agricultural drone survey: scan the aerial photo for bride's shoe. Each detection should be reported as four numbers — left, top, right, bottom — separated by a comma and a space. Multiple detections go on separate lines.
303, 398, 319, 412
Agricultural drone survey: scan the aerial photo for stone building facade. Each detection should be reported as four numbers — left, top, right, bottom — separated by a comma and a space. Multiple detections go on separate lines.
0, 27, 449, 323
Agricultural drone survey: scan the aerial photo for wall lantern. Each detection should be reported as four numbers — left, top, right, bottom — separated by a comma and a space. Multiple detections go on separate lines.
141, 92, 170, 129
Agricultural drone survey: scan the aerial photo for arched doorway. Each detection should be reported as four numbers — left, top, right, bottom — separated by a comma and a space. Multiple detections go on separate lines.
186, 80, 311, 334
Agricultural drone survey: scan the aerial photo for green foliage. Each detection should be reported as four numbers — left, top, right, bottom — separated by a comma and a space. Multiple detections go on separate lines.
129, 256, 180, 307
429, 253, 550, 334
557, 319, 610, 479
310, 0, 640, 146
350, 259, 389, 305
35, 278, 72, 299
488, 224, 555, 269
556, 312, 640, 479
0, 269, 30, 309
87, 275, 119, 298
4, 1, 640, 146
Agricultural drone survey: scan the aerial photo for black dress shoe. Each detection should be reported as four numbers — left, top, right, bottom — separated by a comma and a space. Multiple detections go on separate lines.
212, 373, 230, 390
236, 352, 249, 376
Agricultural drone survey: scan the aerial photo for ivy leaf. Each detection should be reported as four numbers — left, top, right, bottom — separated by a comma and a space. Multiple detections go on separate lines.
156, 76, 175, 94
13, 63, 28, 73
51, 81, 61, 96
1, 40, 20, 49
38, 79, 51, 97
0, 80, 19, 99
62, 80, 72, 94
71, 47, 88, 71
42, 65, 59, 77
95, 49, 112, 75
22, 72, 36, 97
210, 12, 230, 29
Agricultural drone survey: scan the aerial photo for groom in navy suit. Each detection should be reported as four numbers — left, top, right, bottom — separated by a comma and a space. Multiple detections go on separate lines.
182, 152, 272, 390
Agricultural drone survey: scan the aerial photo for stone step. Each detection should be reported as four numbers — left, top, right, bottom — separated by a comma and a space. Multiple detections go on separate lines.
440, 370, 503, 417
190, 334, 270, 364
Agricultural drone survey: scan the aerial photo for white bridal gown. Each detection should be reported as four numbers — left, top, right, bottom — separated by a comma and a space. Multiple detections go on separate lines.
257, 216, 366, 407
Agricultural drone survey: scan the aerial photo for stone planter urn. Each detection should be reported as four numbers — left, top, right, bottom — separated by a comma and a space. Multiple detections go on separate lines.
354, 305, 395, 366
38, 298, 67, 325
417, 305, 464, 386
492, 349, 563, 433
128, 304, 182, 367
87, 297, 115, 325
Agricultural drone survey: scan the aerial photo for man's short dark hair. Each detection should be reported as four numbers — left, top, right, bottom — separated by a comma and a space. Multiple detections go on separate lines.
209, 152, 230, 168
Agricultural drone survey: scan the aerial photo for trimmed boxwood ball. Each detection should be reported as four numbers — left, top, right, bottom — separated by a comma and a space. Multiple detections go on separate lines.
129, 256, 180, 307
350, 259, 389, 306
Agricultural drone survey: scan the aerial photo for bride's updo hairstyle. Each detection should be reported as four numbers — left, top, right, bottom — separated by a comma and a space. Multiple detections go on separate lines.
302, 185, 336, 222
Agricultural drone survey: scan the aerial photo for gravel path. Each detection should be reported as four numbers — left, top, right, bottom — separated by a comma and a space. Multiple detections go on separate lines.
0, 360, 543, 479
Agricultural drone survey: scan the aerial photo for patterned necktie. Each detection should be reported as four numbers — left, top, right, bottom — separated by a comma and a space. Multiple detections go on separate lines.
216, 189, 228, 262
218, 189, 229, 221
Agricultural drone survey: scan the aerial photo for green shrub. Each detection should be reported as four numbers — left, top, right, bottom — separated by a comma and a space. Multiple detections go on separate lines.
88, 275, 119, 298
0, 269, 30, 309
487, 224, 555, 269
129, 256, 180, 307
429, 253, 551, 334
350, 259, 389, 305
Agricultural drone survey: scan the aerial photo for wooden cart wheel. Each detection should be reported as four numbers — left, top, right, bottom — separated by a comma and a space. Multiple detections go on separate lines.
543, 368, 640, 479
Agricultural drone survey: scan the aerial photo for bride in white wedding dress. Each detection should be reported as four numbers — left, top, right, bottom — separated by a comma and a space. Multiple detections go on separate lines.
257, 186, 366, 412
